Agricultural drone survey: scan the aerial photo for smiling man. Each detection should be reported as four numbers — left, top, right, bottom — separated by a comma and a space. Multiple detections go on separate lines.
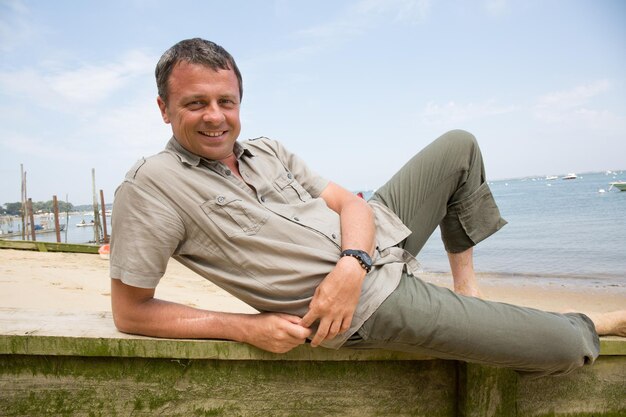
156, 60, 242, 170
110, 38, 625, 376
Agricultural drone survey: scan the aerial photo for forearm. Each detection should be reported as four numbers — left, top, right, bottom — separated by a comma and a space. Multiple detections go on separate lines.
338, 197, 376, 255
111, 278, 311, 353
112, 295, 251, 342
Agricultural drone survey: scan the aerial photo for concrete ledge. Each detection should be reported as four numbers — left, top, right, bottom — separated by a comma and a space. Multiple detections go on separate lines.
1, 308, 625, 416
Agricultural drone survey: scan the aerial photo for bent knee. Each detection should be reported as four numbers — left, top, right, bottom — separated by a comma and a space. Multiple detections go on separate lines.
438, 129, 479, 152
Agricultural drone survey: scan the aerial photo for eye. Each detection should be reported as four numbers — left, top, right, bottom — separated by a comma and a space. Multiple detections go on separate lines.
186, 101, 205, 110
219, 98, 237, 108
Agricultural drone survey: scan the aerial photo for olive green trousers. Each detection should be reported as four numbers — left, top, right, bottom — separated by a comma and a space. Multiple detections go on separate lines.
346, 130, 599, 377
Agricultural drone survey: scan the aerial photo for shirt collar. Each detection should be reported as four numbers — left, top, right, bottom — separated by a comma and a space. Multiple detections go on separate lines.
166, 137, 254, 167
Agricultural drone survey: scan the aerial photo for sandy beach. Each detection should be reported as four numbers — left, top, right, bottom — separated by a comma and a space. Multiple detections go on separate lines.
0, 249, 624, 319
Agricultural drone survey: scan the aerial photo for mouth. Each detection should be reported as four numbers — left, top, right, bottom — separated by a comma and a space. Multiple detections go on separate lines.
199, 130, 227, 138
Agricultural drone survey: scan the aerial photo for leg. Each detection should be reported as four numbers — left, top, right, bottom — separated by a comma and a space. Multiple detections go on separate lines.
372, 130, 506, 294
447, 247, 482, 297
346, 274, 601, 377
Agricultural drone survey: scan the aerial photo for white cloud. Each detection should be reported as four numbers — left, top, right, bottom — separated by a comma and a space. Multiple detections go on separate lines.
421, 99, 518, 125
297, 0, 431, 42
48, 51, 154, 103
536, 80, 610, 110
88, 96, 170, 156
0, 132, 89, 162
533, 80, 624, 130
0, 50, 155, 110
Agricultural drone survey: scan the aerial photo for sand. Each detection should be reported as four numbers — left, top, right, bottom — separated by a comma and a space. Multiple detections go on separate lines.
0, 249, 624, 318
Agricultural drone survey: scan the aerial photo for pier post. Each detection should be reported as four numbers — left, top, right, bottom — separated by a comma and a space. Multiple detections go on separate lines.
52, 195, 61, 243
100, 189, 109, 243
26, 198, 35, 241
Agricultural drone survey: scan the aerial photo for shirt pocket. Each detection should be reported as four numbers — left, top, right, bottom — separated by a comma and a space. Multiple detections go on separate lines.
201, 194, 270, 237
273, 171, 312, 203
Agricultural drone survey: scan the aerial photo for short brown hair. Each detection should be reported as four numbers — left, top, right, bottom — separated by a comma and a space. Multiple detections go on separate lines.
155, 38, 243, 104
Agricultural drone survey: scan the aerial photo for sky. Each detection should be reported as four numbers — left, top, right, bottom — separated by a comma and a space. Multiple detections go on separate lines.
1, 0, 625, 205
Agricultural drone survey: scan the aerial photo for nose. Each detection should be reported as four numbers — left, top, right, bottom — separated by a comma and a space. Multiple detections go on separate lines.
202, 103, 225, 125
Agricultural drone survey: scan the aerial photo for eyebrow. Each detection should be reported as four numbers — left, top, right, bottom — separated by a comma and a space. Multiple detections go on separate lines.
182, 93, 239, 102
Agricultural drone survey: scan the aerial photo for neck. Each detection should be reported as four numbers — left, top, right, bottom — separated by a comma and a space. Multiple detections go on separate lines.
220, 154, 242, 179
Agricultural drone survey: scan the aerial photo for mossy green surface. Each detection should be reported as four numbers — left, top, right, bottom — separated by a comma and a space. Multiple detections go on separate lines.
0, 239, 99, 253
0, 355, 457, 417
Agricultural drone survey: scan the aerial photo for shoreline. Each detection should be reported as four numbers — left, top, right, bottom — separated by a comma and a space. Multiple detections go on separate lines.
0, 249, 624, 317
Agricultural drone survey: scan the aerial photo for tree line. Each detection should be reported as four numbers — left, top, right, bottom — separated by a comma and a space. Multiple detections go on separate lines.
1, 200, 75, 216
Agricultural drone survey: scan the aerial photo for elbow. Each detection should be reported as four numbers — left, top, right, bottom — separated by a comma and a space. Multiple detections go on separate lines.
111, 304, 135, 334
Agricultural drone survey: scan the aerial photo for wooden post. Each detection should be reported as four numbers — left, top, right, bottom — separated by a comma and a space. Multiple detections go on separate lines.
20, 165, 26, 240
52, 195, 61, 243
99, 189, 108, 243
91, 169, 101, 244
65, 194, 69, 243
27, 198, 36, 241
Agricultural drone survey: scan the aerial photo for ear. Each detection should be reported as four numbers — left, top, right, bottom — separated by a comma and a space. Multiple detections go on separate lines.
157, 96, 170, 124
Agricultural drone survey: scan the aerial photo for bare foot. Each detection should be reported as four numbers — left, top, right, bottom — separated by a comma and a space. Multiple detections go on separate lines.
586, 311, 626, 337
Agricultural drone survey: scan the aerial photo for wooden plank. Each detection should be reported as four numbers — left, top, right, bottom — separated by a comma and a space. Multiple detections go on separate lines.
0, 239, 99, 254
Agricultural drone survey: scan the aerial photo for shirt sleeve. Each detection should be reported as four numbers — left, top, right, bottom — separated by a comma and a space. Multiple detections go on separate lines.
267, 139, 330, 198
109, 180, 185, 288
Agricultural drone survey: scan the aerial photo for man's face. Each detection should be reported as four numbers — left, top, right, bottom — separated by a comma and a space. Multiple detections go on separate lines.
157, 62, 241, 162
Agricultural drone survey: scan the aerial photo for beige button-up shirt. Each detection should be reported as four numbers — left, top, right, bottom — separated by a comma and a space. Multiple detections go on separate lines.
110, 137, 415, 348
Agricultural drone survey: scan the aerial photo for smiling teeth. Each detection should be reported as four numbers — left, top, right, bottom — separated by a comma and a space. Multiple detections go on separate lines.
201, 131, 224, 137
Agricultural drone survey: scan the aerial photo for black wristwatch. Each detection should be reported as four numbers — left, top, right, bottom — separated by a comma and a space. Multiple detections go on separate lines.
340, 249, 373, 273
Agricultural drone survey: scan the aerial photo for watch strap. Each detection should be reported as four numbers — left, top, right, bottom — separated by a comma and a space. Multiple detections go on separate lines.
340, 249, 372, 273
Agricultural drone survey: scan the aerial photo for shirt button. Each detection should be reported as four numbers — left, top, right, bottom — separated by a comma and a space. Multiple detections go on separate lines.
332, 233, 337, 239
217, 196, 225, 204
224, 169, 232, 176
260, 196, 266, 202
287, 173, 293, 179
293, 217, 300, 222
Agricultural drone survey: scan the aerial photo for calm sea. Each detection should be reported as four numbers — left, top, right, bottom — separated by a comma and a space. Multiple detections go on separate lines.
3, 171, 625, 283
411, 171, 626, 283
1, 213, 111, 245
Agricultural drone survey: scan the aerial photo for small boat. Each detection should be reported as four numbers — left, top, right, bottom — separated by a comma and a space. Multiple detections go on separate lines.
76, 220, 95, 227
562, 173, 577, 180
545, 175, 558, 181
609, 181, 626, 191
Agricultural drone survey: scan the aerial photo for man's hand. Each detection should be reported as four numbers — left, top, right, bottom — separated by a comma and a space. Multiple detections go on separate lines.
301, 257, 365, 347
242, 313, 312, 353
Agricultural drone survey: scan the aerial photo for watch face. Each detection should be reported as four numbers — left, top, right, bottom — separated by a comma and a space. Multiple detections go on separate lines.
361, 252, 372, 265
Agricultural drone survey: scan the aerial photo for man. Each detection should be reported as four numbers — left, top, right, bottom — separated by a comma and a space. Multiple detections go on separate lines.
110, 38, 624, 376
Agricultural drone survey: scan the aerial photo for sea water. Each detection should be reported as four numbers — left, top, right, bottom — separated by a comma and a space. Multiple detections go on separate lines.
1, 213, 111, 244
413, 171, 626, 282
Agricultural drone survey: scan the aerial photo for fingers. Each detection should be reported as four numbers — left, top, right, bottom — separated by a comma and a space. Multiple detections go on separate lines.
300, 310, 317, 329
310, 319, 329, 347
310, 317, 346, 347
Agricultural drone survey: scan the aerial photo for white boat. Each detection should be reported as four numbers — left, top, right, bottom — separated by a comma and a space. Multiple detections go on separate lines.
609, 181, 626, 191
562, 173, 577, 180
545, 175, 558, 181
76, 220, 95, 227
